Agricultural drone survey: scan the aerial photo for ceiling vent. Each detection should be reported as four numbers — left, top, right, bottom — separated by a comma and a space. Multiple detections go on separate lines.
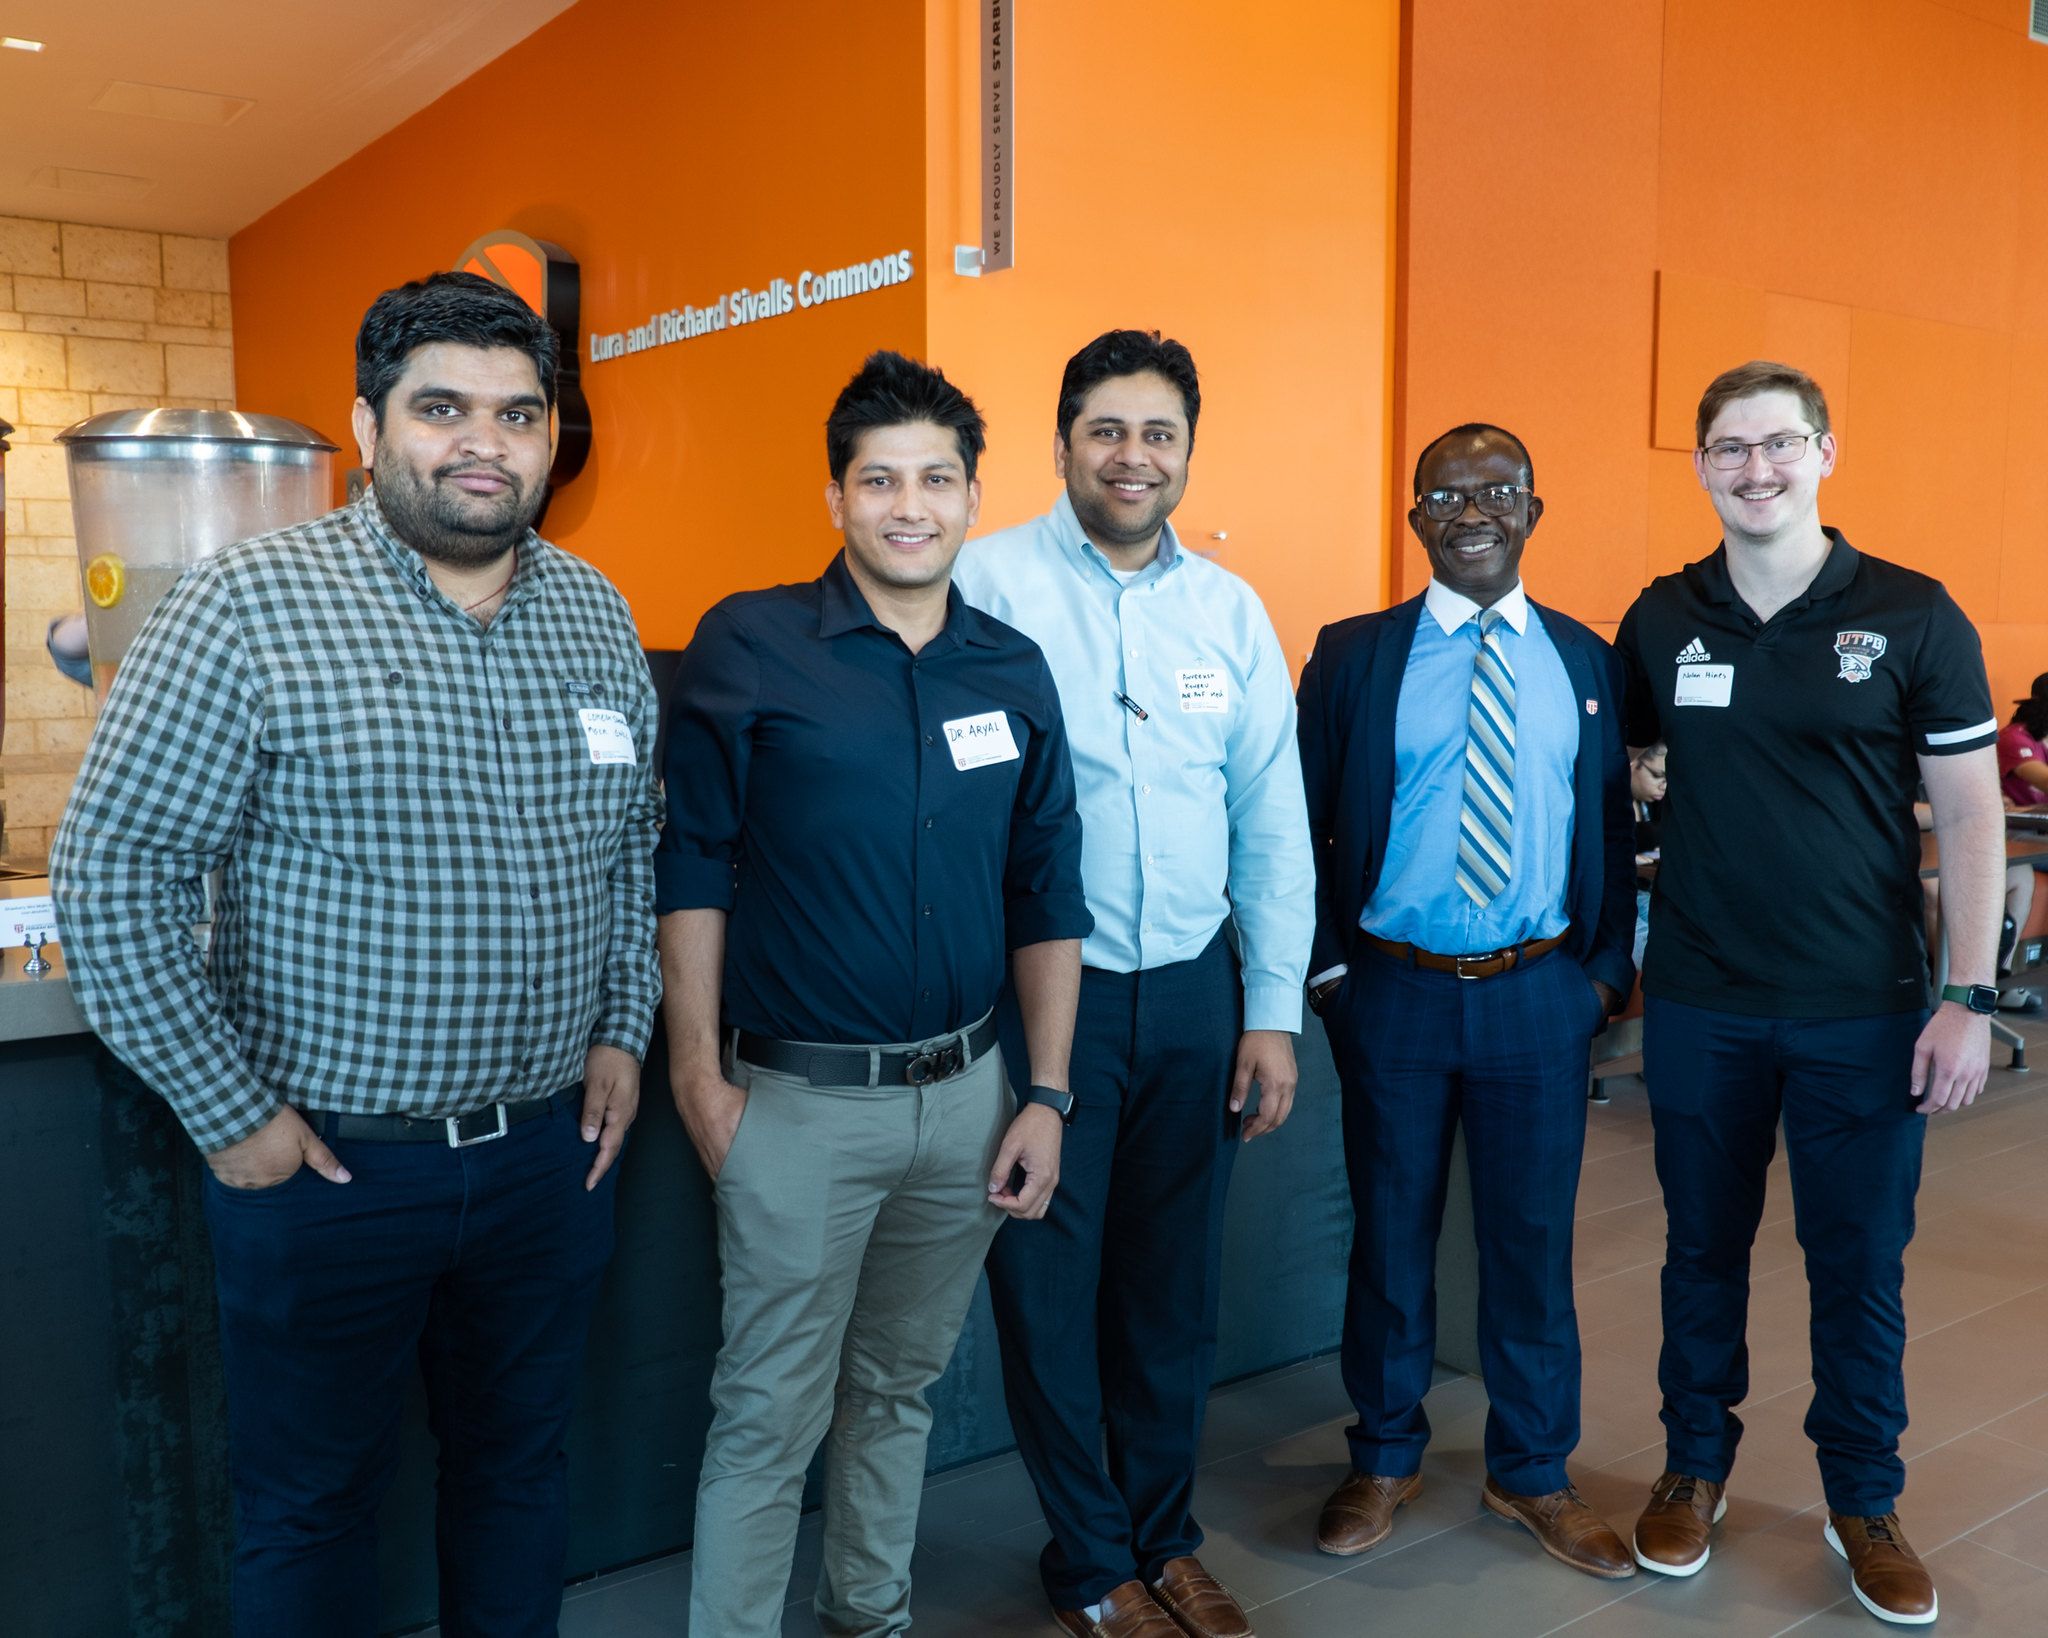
89, 81, 255, 127
29, 166, 153, 199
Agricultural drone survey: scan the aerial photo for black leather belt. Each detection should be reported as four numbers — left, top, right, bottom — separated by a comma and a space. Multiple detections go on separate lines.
306, 1086, 577, 1147
736, 1012, 999, 1088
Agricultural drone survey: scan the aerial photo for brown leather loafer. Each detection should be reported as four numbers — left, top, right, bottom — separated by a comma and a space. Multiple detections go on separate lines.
1825, 1512, 1938, 1625
1053, 1580, 1185, 1638
1632, 1471, 1728, 1575
1481, 1475, 1637, 1580
1150, 1556, 1253, 1638
1315, 1470, 1422, 1555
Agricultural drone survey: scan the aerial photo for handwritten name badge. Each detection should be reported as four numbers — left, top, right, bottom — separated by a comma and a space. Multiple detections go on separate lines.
1176, 667, 1228, 713
578, 707, 638, 765
944, 710, 1020, 770
1674, 664, 1734, 708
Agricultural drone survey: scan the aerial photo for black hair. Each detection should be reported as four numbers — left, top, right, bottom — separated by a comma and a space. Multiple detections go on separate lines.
1055, 330, 1201, 448
824, 351, 986, 484
1413, 423, 1534, 495
356, 271, 559, 422
2016, 678, 2048, 741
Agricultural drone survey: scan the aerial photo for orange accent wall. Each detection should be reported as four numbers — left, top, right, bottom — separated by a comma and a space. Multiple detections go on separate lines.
232, 0, 1400, 669
1402, 0, 2048, 706
230, 0, 929, 650
922, 0, 1400, 674
232, 4, 1400, 671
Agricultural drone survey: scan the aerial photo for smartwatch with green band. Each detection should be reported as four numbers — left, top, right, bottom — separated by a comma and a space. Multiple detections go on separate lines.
1024, 1084, 1078, 1124
1940, 983, 1999, 1016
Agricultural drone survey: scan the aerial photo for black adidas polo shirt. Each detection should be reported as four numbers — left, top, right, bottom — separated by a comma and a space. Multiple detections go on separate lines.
1616, 530, 1995, 1018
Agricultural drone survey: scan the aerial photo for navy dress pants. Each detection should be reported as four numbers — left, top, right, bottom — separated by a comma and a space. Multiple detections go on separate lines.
985, 932, 1242, 1609
1642, 997, 1928, 1515
200, 1089, 617, 1638
1324, 944, 1603, 1494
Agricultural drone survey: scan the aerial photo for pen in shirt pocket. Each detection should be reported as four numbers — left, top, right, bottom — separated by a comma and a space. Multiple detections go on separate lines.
1115, 691, 1149, 722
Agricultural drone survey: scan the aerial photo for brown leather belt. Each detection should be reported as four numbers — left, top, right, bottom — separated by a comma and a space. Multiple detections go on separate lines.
1359, 930, 1568, 980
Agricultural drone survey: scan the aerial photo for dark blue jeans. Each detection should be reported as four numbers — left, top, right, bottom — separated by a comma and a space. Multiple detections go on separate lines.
201, 1088, 616, 1638
1643, 998, 1927, 1515
985, 932, 1242, 1609
1324, 943, 1604, 1495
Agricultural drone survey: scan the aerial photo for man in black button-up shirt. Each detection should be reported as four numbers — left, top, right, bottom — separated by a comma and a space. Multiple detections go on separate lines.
656, 352, 1090, 1638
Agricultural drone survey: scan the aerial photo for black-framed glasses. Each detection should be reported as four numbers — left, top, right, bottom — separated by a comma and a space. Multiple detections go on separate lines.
1415, 484, 1532, 522
1700, 432, 1820, 470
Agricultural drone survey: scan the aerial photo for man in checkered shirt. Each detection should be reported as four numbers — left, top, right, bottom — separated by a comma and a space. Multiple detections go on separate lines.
50, 271, 660, 1638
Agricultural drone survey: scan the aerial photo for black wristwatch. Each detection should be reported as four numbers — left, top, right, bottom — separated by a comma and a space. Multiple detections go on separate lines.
1940, 983, 1999, 1016
1023, 1084, 1078, 1124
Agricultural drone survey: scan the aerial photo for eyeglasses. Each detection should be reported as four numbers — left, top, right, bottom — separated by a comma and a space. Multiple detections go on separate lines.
1415, 484, 1532, 522
1699, 432, 1821, 470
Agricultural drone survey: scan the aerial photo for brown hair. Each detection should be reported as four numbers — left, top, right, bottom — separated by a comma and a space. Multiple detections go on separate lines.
1694, 360, 1831, 447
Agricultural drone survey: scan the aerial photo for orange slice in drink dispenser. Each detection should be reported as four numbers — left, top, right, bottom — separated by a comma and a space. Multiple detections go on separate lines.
85, 553, 126, 608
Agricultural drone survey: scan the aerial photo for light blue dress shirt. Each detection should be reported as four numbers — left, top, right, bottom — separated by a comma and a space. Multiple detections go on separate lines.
1362, 579, 1577, 954
953, 494, 1315, 1032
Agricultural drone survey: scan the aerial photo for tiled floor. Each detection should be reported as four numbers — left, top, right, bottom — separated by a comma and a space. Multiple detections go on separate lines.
434, 1011, 2048, 1635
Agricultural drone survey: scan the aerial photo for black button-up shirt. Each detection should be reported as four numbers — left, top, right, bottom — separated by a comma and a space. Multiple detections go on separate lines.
655, 553, 1092, 1045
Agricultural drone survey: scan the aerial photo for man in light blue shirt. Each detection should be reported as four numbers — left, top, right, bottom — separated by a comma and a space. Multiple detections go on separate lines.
1296, 423, 1637, 1579
953, 330, 1312, 1638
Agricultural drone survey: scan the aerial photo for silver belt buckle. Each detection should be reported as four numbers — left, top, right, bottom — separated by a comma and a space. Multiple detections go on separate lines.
446, 1104, 510, 1147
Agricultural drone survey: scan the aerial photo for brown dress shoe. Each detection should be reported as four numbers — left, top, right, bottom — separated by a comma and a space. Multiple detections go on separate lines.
1481, 1475, 1637, 1580
1052, 1579, 1184, 1638
1825, 1512, 1938, 1625
1150, 1556, 1253, 1638
1315, 1470, 1422, 1555
1632, 1471, 1728, 1576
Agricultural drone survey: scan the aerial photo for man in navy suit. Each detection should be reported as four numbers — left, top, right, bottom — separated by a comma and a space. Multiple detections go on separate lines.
1296, 423, 1637, 1579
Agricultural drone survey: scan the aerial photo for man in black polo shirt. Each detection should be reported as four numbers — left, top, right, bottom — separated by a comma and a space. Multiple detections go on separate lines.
655, 352, 1091, 1637
1615, 360, 2004, 1626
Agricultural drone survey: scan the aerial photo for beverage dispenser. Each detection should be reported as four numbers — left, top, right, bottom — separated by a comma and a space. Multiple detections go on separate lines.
58, 409, 337, 698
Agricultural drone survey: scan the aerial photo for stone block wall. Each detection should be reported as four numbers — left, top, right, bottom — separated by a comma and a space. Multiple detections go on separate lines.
0, 216, 235, 864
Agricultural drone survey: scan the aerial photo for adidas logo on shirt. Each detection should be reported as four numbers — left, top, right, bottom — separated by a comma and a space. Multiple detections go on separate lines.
1676, 637, 1711, 664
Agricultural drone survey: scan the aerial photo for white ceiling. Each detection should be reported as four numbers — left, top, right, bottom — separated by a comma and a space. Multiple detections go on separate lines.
0, 0, 578, 239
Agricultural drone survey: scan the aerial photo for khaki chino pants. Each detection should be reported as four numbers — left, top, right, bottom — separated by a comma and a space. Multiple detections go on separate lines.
689, 1034, 1010, 1637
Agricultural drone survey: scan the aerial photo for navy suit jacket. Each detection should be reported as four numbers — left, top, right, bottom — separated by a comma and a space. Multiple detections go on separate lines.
1295, 592, 1638, 1012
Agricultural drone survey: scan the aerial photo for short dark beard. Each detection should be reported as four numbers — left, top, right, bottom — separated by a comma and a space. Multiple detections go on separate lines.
1068, 482, 1173, 552
372, 447, 542, 568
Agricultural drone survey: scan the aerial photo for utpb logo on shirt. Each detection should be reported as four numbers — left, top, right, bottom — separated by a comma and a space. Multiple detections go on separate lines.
1833, 630, 1888, 683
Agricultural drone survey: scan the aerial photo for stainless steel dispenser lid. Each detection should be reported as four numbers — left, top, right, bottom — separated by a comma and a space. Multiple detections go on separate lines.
57, 408, 338, 451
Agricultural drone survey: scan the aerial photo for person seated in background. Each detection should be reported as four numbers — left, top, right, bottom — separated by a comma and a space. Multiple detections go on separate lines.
1914, 799, 2037, 1012
1630, 741, 1667, 971
1999, 673, 2048, 810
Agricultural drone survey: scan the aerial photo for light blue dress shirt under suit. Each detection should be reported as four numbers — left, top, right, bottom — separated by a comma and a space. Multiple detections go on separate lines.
952, 494, 1315, 1032
1363, 578, 1577, 954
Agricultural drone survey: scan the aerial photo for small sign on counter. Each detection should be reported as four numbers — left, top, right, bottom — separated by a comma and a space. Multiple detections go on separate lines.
4, 896, 56, 945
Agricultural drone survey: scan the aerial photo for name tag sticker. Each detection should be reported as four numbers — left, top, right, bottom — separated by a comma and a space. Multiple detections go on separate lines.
1674, 663, 1734, 708
944, 710, 1020, 770
1176, 667, 1228, 713
577, 707, 637, 765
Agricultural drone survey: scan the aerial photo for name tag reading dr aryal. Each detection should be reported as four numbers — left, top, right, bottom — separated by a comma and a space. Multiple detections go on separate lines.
944, 710, 1020, 771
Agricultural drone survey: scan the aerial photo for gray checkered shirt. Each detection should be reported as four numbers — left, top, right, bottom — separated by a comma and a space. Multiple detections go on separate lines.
51, 493, 662, 1153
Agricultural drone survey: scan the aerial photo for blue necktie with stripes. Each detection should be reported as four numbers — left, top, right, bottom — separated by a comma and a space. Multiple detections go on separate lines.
1456, 607, 1516, 908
